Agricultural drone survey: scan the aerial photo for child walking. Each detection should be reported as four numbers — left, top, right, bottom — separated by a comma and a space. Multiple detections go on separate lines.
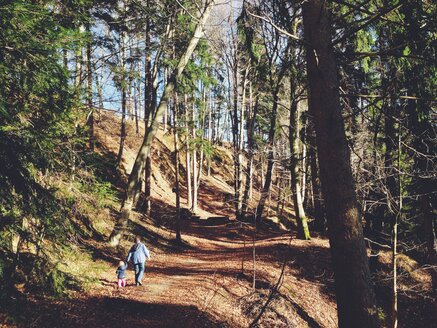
116, 260, 127, 287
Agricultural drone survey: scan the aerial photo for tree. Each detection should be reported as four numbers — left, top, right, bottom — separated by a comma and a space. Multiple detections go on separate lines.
0, 0, 89, 294
109, 0, 216, 247
173, 92, 182, 242
301, 0, 379, 326
289, 89, 310, 240
401, 2, 437, 294
115, 25, 128, 169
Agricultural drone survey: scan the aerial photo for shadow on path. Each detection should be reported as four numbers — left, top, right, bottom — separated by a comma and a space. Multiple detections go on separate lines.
1, 295, 225, 328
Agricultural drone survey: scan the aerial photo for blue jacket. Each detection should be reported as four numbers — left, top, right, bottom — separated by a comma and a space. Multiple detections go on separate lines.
116, 264, 127, 279
126, 242, 150, 264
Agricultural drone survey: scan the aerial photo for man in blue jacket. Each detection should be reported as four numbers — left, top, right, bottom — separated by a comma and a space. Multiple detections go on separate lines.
126, 235, 151, 286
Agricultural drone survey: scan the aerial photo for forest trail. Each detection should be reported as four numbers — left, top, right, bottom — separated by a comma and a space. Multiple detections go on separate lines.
2, 1, 436, 326
2, 112, 432, 328
4, 112, 337, 328
37, 216, 338, 328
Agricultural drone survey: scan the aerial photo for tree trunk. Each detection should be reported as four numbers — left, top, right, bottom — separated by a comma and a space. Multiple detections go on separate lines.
391, 132, 402, 328
424, 193, 437, 293
237, 74, 246, 217
256, 90, 279, 221
142, 18, 154, 215
115, 30, 127, 169
191, 101, 198, 214
301, 120, 308, 204
289, 96, 310, 240
63, 48, 68, 70
173, 92, 182, 242
302, 1, 379, 327
86, 23, 94, 152
242, 89, 257, 215
127, 79, 133, 118
134, 74, 139, 135
207, 88, 213, 176
185, 94, 193, 209
74, 25, 84, 89
231, 58, 242, 219
144, 156, 152, 215
383, 73, 398, 228
308, 127, 325, 231
116, 88, 127, 169
215, 97, 221, 144
407, 98, 437, 293
109, 0, 215, 246
95, 58, 104, 113
163, 67, 168, 132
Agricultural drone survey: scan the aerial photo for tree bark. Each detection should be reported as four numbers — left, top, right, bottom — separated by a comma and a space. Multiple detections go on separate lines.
231, 57, 242, 219
143, 17, 154, 215
115, 87, 127, 169
289, 96, 311, 240
133, 73, 139, 135
255, 41, 289, 221
143, 156, 152, 215
207, 88, 213, 176
196, 100, 205, 207
242, 86, 258, 215
191, 101, 198, 213
86, 23, 94, 152
256, 90, 279, 221
109, 0, 215, 246
407, 98, 437, 293
75, 25, 84, 89
237, 74, 246, 217
308, 122, 325, 231
391, 132, 402, 328
173, 92, 182, 242
302, 1, 379, 326
185, 94, 193, 210
115, 30, 127, 169
163, 67, 168, 133
383, 70, 398, 227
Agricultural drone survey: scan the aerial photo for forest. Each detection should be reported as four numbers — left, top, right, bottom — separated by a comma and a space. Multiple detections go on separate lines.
0, 0, 436, 327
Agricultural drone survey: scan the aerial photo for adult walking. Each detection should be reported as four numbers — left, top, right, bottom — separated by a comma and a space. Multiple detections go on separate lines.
126, 235, 151, 286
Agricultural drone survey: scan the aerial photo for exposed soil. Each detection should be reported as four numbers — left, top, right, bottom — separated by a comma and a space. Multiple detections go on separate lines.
1, 213, 337, 328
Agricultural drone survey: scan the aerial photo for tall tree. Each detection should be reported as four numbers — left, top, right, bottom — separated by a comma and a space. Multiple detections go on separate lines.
173, 92, 182, 242
289, 89, 310, 240
401, 2, 437, 293
0, 0, 89, 292
85, 22, 95, 151
109, 0, 216, 246
301, 0, 379, 326
115, 27, 128, 169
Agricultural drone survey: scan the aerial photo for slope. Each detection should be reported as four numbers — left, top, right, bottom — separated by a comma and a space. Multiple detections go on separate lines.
1, 111, 435, 328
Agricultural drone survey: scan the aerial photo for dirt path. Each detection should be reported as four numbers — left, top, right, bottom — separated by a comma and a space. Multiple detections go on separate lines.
75, 217, 338, 328
0, 216, 338, 328
22, 115, 334, 327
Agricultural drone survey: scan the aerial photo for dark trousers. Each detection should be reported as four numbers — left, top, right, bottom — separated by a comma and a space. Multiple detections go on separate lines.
134, 262, 145, 284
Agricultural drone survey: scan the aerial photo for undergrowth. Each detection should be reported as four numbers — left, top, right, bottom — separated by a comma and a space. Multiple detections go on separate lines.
0, 150, 119, 304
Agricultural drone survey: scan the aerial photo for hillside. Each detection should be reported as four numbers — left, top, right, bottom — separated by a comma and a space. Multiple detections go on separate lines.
2, 111, 435, 328
91, 111, 339, 327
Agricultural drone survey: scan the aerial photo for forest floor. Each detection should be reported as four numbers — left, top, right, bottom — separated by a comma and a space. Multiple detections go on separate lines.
2, 213, 338, 328
1, 111, 435, 328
